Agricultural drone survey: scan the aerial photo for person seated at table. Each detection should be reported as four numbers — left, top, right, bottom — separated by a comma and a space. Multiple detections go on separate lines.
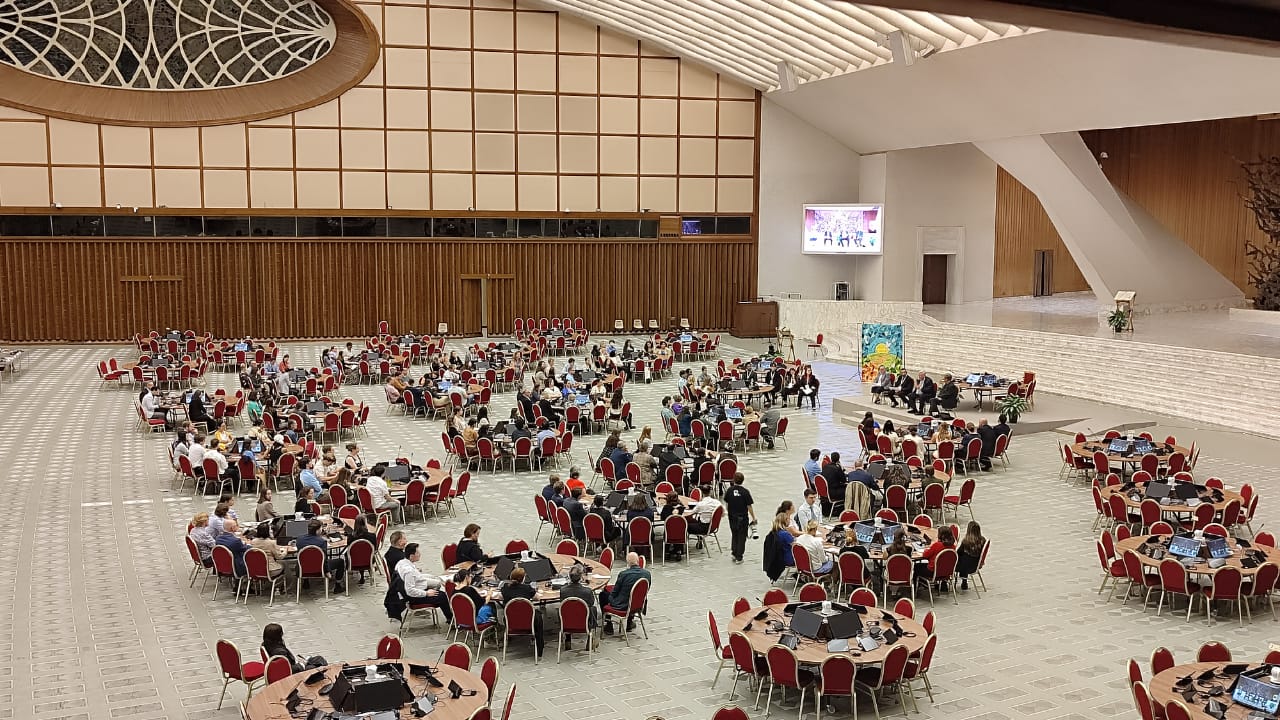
918, 525, 957, 591
803, 448, 823, 483
343, 443, 363, 471
902, 424, 925, 452
541, 476, 566, 504
345, 515, 379, 585
384, 531, 408, 571
499, 566, 545, 657
214, 519, 251, 576
261, 623, 326, 674
171, 431, 191, 471
623, 493, 655, 546
559, 565, 600, 649
609, 440, 634, 483
608, 390, 633, 431
272, 370, 291, 400
564, 466, 586, 493
243, 391, 264, 425
262, 355, 280, 375
313, 446, 337, 480
537, 394, 562, 424
977, 418, 998, 465
457, 523, 488, 564
777, 368, 799, 407
515, 388, 536, 422
249, 523, 288, 579
208, 502, 232, 536
294, 487, 316, 515
281, 420, 301, 445
676, 405, 694, 437
993, 414, 1011, 438
881, 421, 903, 456
929, 422, 954, 445
364, 465, 400, 515
140, 382, 171, 428
632, 440, 658, 486
599, 552, 651, 635
955, 423, 986, 473
188, 390, 217, 431
846, 458, 881, 496
297, 457, 326, 502
589, 494, 623, 543
957, 521, 985, 591
794, 488, 823, 528
659, 396, 677, 428
189, 512, 217, 567
658, 491, 685, 522
295, 518, 346, 592
796, 520, 834, 575
509, 417, 532, 443
564, 487, 590, 541
686, 493, 720, 536
820, 452, 848, 514
462, 417, 480, 450
212, 420, 234, 452
384, 376, 405, 407
934, 374, 959, 418
279, 354, 292, 373
763, 512, 795, 583
254, 488, 277, 522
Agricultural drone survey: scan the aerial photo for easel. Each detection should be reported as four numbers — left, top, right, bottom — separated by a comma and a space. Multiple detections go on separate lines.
1114, 291, 1136, 333
776, 327, 795, 361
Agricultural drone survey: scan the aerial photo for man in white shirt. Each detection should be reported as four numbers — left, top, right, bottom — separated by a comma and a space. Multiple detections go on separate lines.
794, 488, 823, 528
187, 436, 207, 470
395, 543, 453, 622
794, 520, 833, 574
687, 495, 721, 535
273, 372, 291, 398
204, 443, 230, 489
364, 466, 402, 514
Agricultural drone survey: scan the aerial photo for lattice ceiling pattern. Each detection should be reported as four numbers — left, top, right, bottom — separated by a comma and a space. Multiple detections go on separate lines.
0, 0, 336, 90
536, 0, 1036, 90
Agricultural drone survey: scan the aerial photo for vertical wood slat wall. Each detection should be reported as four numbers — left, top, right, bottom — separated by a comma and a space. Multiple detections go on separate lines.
0, 236, 753, 341
994, 117, 1280, 299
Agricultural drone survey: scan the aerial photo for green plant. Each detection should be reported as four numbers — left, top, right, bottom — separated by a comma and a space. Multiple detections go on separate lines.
998, 394, 1029, 420
1107, 308, 1129, 332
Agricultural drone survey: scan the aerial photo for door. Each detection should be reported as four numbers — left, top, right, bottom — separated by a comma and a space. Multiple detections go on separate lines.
1033, 249, 1054, 297
921, 254, 949, 305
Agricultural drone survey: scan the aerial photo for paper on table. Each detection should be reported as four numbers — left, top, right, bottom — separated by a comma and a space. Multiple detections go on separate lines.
592, 574, 610, 579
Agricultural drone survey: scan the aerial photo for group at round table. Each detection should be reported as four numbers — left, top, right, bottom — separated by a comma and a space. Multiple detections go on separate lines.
245, 659, 488, 720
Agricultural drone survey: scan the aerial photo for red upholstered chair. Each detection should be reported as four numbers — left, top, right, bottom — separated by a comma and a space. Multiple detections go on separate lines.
479, 657, 500, 707
216, 639, 265, 709
855, 643, 914, 716
265, 655, 293, 683
839, 510, 860, 523
376, 634, 403, 660
441, 542, 458, 570
797, 582, 827, 602
727, 631, 767, 702
1121, 550, 1160, 608
442, 641, 473, 671
763, 588, 789, 606
885, 554, 915, 603
733, 597, 751, 617
505, 539, 530, 554
627, 516, 653, 559
1196, 641, 1232, 662
921, 610, 936, 635
943, 478, 976, 520
902, 632, 939, 705
557, 597, 593, 663
602, 578, 649, 645
837, 552, 866, 597
763, 645, 815, 718
344, 539, 378, 594
662, 514, 688, 564
893, 597, 915, 619
295, 545, 331, 601
1156, 559, 1201, 621
708, 611, 735, 688
1150, 647, 1175, 676
243, 548, 286, 605
849, 588, 878, 607
712, 707, 750, 720
1097, 540, 1127, 600
1250, 562, 1280, 622
501, 595, 539, 663
556, 539, 580, 556
816, 654, 856, 717
1201, 569, 1246, 626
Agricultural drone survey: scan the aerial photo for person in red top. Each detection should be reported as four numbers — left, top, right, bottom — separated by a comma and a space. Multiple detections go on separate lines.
917, 525, 956, 591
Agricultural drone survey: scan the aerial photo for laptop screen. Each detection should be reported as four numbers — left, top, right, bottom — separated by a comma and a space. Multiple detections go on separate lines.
726, 408, 743, 420
439, 381, 452, 391
234, 342, 250, 351
382, 465, 411, 483
522, 556, 557, 583
1174, 482, 1200, 500
964, 373, 980, 384
1134, 439, 1154, 454
1207, 536, 1232, 559
576, 395, 591, 405
1168, 535, 1201, 558
788, 606, 823, 639
878, 522, 901, 545
853, 522, 877, 544
827, 609, 863, 639
1232, 669, 1280, 713
982, 374, 998, 385
283, 519, 311, 539
916, 422, 932, 436
1108, 439, 1129, 454
1144, 482, 1171, 500
304, 401, 326, 413
729, 380, 747, 390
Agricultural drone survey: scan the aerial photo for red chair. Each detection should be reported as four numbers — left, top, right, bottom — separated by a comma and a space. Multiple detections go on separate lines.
797, 582, 827, 602
1150, 646, 1175, 676
479, 656, 500, 707
243, 548, 286, 605
711, 707, 750, 720
902, 632, 939, 704
792, 543, 833, 588
885, 485, 908, 521
921, 610, 936, 635
1202, 565, 1246, 627
837, 553, 865, 596
602, 578, 649, 645
884, 554, 915, 603
849, 587, 877, 607
942, 478, 976, 520
1156, 558, 1201, 621
216, 639, 265, 709
344, 539, 378, 593
449, 594, 496, 651
763, 645, 815, 717
295, 545, 332, 601
441, 542, 458, 570
854, 643, 914, 716
1250, 562, 1279, 622
442, 641, 473, 671
557, 597, 593, 663
556, 539, 580, 556
662, 515, 688, 564
1121, 550, 1160, 608
1196, 641, 1232, 662
763, 588, 789, 605
1097, 540, 1127, 600
839, 510, 860, 523
376, 634, 403, 660
893, 597, 915, 619
875, 508, 898, 523
505, 539, 530, 554
708, 611, 735, 688
627, 516, 652, 559
502, 597, 539, 663
265, 655, 293, 683
727, 631, 766, 703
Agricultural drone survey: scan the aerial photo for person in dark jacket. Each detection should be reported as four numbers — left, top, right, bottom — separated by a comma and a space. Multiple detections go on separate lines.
261, 623, 326, 673
589, 494, 622, 542
890, 372, 914, 409
907, 372, 936, 415
819, 452, 848, 515
563, 487, 589, 540
934, 374, 960, 418
599, 552, 651, 635
499, 567, 544, 656
457, 523, 488, 564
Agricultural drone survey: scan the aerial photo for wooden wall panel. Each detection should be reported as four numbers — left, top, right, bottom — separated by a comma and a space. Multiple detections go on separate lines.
993, 167, 1090, 297
995, 117, 1280, 299
0, 237, 754, 342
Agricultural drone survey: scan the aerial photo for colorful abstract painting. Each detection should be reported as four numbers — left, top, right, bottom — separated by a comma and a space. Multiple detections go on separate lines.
860, 323, 904, 381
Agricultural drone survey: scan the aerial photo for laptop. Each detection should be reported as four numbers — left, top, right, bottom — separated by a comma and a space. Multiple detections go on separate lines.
149, 356, 167, 367
878, 522, 901, 545
789, 606, 823, 639
522, 556, 557, 582
827, 609, 864, 639
1206, 536, 1232, 559
304, 400, 327, 414
1174, 482, 1201, 501
604, 491, 628, 511
1108, 439, 1129, 454
1167, 534, 1201, 559
726, 407, 743, 420
964, 373, 981, 384
866, 462, 887, 480
916, 422, 933, 436
1134, 439, 1154, 454
680, 334, 694, 342
729, 380, 748, 391
283, 519, 312, 539
439, 380, 452, 391
981, 374, 998, 385
672, 446, 689, 460
1144, 482, 1172, 500
234, 342, 250, 352
1231, 667, 1280, 714
576, 394, 591, 405
853, 522, 878, 544
382, 465, 411, 483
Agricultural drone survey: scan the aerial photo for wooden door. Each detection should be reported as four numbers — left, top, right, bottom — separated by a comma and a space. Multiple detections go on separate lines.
485, 277, 516, 337
1033, 249, 1054, 297
921, 255, 949, 305
454, 278, 483, 336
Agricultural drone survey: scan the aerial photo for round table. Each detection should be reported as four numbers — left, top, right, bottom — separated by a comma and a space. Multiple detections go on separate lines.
1115, 533, 1280, 578
243, 659, 487, 720
728, 604, 927, 666
1149, 662, 1270, 720
1072, 440, 1191, 468
449, 553, 611, 604
1099, 481, 1239, 516
821, 522, 938, 562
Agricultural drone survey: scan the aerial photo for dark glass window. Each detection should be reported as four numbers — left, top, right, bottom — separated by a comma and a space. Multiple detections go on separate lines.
638, 219, 659, 238
249, 216, 297, 237
516, 219, 546, 237
203, 216, 250, 237
598, 220, 637, 238
387, 217, 431, 238
716, 216, 752, 235
475, 218, 514, 238
681, 216, 715, 236
297, 217, 343, 237
559, 219, 598, 238
432, 218, 474, 237
0, 215, 52, 236
154, 216, 204, 237
104, 215, 155, 236
52, 215, 104, 236
340, 217, 385, 237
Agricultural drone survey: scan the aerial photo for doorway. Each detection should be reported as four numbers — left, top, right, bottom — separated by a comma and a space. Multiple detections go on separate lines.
1033, 249, 1054, 297
921, 254, 949, 305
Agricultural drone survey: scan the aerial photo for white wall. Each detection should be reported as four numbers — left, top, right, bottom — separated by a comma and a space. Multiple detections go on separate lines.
881, 143, 996, 303
756, 98, 860, 299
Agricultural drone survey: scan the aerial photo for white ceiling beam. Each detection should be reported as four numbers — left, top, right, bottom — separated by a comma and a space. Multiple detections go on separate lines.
736, 0, 874, 71
853, 5, 950, 47
898, 9, 972, 44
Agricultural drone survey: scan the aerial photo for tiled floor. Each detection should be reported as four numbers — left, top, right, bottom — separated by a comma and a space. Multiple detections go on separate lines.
2, 336, 1279, 720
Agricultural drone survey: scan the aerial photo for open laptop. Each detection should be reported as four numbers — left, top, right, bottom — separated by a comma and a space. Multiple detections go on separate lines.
866, 461, 887, 479
827, 609, 863, 639
304, 400, 327, 414
853, 522, 878, 545
981, 374, 998, 385
575, 394, 591, 405
1134, 439, 1154, 454
1144, 482, 1172, 500
282, 519, 312, 540
1206, 536, 1232, 559
726, 407, 743, 420
1167, 534, 1201, 559
234, 342, 250, 352
382, 464, 411, 483
604, 491, 628, 512
789, 606, 823, 639
729, 380, 748, 391
964, 373, 981, 384
1108, 439, 1130, 454
1173, 482, 1201, 501
1231, 667, 1280, 714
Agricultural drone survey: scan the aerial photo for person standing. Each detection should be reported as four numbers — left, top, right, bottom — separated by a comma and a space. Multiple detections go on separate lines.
723, 472, 756, 564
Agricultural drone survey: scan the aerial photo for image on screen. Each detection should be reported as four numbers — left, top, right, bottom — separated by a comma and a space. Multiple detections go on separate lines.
802, 204, 882, 255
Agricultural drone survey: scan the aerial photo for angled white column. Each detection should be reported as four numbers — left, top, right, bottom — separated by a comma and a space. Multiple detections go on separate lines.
975, 132, 1244, 312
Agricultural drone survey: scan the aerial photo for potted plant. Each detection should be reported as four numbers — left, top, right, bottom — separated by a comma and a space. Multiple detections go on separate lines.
1107, 308, 1129, 333
998, 394, 1029, 423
